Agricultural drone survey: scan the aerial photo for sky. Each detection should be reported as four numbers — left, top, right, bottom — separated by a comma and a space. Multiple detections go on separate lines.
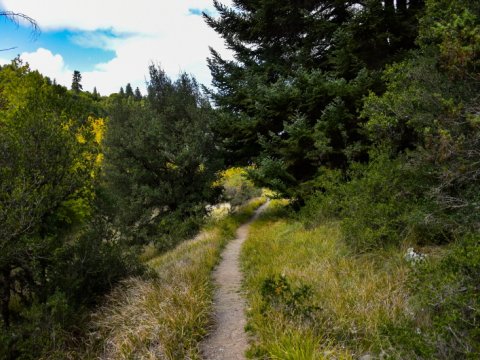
0, 0, 232, 95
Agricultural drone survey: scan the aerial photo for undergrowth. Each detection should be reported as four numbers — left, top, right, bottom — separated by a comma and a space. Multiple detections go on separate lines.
242, 200, 410, 359
51, 198, 265, 359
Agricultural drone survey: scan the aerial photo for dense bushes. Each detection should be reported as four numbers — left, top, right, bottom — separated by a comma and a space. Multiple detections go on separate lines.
409, 234, 480, 358
0, 61, 143, 359
296, 1, 480, 357
104, 66, 222, 250
217, 167, 262, 209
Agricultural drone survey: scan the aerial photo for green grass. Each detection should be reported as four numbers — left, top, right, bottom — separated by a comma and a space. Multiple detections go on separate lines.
62, 197, 266, 359
242, 200, 411, 359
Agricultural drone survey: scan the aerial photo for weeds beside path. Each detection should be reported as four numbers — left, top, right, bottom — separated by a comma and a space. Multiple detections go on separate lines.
80, 198, 266, 360
241, 200, 410, 359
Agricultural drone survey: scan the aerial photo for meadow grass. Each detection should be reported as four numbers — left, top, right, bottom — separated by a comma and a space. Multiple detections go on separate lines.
77, 197, 266, 359
242, 200, 411, 359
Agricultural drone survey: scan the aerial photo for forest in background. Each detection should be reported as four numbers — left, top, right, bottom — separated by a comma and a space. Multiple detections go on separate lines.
1, 0, 479, 358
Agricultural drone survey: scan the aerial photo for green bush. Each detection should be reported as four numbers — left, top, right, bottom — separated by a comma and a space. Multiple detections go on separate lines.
409, 234, 480, 358
299, 168, 345, 228
218, 167, 262, 208
302, 150, 423, 252
50, 218, 144, 307
382, 234, 480, 359
260, 274, 319, 322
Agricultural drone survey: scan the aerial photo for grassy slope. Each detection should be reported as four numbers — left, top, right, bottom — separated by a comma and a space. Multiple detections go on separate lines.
242, 200, 411, 359
73, 198, 266, 360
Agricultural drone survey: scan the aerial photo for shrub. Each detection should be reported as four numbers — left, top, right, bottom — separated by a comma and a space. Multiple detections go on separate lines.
261, 274, 319, 322
407, 233, 480, 358
302, 150, 424, 252
217, 167, 262, 209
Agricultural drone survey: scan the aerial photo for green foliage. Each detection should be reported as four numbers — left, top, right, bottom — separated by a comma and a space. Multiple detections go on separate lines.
383, 234, 480, 359
49, 218, 144, 308
206, 0, 424, 198
104, 65, 222, 249
362, 0, 480, 241
71, 70, 82, 93
302, 151, 416, 251
339, 153, 414, 251
217, 167, 261, 208
414, 234, 480, 358
296, 2, 480, 356
261, 274, 319, 322
0, 60, 140, 359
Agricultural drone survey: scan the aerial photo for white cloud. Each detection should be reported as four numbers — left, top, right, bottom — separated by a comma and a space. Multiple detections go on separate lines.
0, 0, 233, 94
20, 48, 72, 85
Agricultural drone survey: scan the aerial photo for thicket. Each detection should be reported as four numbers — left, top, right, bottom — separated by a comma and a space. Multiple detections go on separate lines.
0, 61, 223, 358
104, 65, 222, 251
206, 0, 423, 200
0, 60, 142, 358
208, 0, 480, 357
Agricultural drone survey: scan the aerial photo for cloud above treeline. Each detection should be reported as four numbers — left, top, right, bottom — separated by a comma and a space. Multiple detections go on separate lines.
0, 0, 232, 95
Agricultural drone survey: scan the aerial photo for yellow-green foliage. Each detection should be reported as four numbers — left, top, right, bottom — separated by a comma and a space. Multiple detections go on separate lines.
242, 201, 410, 359
216, 167, 262, 207
78, 198, 265, 359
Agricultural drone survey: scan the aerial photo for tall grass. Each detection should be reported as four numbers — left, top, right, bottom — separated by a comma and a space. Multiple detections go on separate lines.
63, 198, 266, 359
242, 200, 411, 359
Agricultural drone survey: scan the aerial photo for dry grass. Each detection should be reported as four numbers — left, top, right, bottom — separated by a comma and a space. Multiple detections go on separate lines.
74, 198, 266, 359
242, 200, 411, 359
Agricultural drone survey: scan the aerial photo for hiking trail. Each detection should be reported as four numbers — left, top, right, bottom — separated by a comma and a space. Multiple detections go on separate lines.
201, 200, 269, 360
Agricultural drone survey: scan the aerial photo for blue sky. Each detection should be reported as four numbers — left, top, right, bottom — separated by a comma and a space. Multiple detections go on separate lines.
0, 0, 232, 95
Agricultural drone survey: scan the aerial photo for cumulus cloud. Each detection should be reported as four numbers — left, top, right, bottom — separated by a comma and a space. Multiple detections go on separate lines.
0, 0, 233, 94
20, 48, 72, 85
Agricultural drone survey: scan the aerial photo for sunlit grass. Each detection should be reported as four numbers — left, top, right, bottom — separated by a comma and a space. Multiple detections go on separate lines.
80, 197, 266, 359
242, 200, 410, 359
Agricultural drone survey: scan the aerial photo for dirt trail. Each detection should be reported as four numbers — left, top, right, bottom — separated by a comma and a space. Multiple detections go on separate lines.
201, 200, 269, 360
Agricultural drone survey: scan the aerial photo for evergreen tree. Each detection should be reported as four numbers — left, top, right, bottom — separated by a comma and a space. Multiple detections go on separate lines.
119, 86, 125, 97
134, 86, 142, 100
71, 70, 83, 92
92, 86, 100, 100
125, 83, 134, 97
205, 0, 424, 198
105, 66, 221, 248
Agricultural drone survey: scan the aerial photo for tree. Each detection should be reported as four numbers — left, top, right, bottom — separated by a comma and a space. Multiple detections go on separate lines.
125, 83, 134, 98
71, 70, 82, 92
358, 1, 480, 356
363, 0, 480, 237
0, 61, 98, 328
92, 86, 100, 100
104, 65, 221, 248
134, 86, 142, 100
205, 0, 424, 198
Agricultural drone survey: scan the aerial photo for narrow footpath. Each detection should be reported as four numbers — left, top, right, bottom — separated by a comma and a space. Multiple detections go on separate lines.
201, 200, 270, 360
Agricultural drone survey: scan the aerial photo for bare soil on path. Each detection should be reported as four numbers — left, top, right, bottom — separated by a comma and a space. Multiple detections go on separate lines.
201, 200, 269, 360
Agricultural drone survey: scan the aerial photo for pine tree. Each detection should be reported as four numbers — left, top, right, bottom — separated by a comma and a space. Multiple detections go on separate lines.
134, 87, 142, 100
205, 0, 425, 198
125, 83, 134, 98
71, 70, 83, 93
92, 86, 99, 100
105, 66, 221, 248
